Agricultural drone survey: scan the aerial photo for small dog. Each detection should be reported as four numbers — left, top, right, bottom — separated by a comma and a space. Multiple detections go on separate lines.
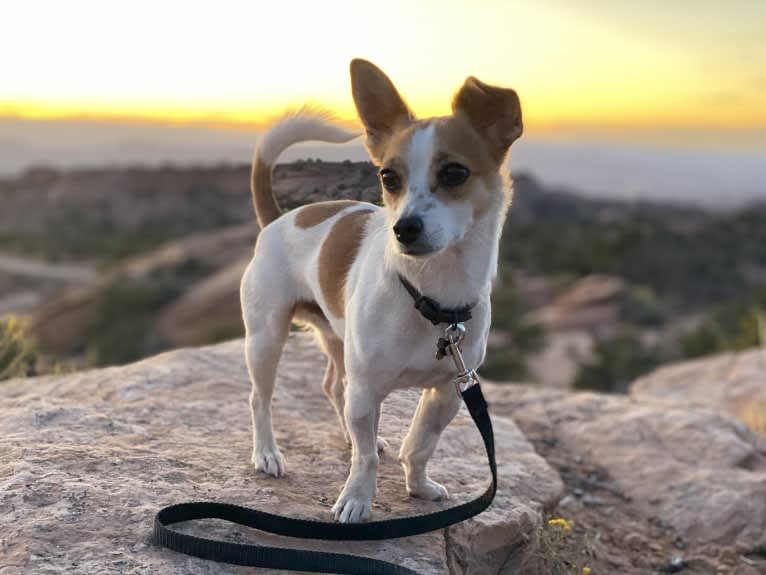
241, 59, 522, 523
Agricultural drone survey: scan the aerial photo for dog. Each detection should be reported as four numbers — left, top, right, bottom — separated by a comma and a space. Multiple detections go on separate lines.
241, 58, 522, 523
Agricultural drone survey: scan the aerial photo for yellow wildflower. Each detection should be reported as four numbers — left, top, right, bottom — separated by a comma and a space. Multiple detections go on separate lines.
546, 517, 574, 532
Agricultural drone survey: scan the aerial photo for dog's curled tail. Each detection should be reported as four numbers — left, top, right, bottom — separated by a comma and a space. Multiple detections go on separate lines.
252, 111, 360, 228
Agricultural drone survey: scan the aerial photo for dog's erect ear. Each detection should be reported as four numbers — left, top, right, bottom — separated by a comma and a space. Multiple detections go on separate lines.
452, 77, 523, 163
350, 59, 413, 163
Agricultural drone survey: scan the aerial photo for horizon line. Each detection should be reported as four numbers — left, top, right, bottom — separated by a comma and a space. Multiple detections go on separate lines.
3, 110, 766, 140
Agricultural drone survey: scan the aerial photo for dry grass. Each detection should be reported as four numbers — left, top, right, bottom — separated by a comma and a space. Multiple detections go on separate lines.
521, 515, 595, 575
0, 315, 74, 380
739, 400, 766, 438
0, 316, 39, 380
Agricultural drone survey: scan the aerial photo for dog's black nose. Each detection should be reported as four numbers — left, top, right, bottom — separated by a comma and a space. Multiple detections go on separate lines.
393, 216, 424, 245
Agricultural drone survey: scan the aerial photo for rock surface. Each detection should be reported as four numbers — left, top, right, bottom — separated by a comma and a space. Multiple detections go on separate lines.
0, 333, 562, 574
483, 383, 766, 566
524, 274, 625, 333
631, 347, 766, 431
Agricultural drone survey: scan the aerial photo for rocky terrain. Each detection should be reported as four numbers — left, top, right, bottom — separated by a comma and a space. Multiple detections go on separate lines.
2, 334, 765, 574
0, 333, 563, 575
2, 161, 766, 389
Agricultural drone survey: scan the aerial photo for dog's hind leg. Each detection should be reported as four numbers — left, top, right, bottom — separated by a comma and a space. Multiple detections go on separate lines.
317, 334, 350, 443
399, 384, 461, 500
242, 258, 293, 477
316, 332, 389, 452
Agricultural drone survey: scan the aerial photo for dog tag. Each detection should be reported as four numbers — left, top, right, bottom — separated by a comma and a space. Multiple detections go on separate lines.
436, 323, 466, 364
435, 337, 451, 360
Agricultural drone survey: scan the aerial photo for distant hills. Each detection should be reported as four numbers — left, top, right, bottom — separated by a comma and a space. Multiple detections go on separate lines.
1, 160, 765, 388
2, 116, 764, 209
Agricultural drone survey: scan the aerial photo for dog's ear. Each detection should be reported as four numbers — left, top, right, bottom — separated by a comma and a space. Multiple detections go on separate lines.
350, 59, 413, 163
452, 77, 522, 163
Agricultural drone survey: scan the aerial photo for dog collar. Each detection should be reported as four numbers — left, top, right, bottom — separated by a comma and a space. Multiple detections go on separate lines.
398, 274, 474, 326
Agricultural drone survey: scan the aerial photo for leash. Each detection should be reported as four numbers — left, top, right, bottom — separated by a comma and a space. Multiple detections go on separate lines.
153, 316, 495, 574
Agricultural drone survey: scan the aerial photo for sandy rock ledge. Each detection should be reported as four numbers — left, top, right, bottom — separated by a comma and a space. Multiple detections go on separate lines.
0, 333, 562, 575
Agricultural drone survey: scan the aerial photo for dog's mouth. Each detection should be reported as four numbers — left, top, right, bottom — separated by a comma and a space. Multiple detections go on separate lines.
399, 244, 440, 257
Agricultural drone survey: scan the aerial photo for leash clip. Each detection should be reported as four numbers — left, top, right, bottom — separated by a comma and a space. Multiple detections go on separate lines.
436, 323, 480, 396
454, 369, 480, 396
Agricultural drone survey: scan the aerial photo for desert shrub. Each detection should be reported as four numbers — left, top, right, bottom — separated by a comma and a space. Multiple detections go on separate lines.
480, 270, 545, 380
573, 329, 661, 393
86, 259, 210, 365
677, 285, 766, 359
619, 286, 665, 326
0, 316, 40, 380
521, 516, 594, 575
501, 189, 766, 312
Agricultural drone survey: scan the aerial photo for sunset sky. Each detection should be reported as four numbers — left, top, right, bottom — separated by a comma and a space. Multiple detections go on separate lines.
2, 0, 765, 139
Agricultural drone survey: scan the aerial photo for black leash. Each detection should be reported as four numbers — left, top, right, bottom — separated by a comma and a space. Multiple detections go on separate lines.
152, 383, 496, 574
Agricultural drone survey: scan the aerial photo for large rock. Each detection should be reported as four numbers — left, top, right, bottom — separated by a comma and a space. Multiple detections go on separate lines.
483, 383, 766, 558
523, 274, 625, 333
631, 347, 766, 431
0, 333, 562, 574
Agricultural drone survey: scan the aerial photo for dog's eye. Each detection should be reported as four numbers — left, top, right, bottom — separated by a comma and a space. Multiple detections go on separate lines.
379, 168, 402, 192
437, 163, 470, 188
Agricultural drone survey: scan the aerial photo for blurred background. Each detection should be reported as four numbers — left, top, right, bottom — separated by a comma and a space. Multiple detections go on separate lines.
1, 0, 764, 390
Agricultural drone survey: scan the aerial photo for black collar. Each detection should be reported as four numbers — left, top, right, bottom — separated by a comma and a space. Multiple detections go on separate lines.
398, 274, 474, 326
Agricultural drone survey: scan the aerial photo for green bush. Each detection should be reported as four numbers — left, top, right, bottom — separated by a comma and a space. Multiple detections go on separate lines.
619, 286, 665, 326
86, 259, 210, 365
480, 270, 545, 380
573, 329, 661, 393
677, 284, 766, 359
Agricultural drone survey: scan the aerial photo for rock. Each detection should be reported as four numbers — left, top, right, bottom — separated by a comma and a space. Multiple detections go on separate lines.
525, 330, 594, 388
524, 274, 625, 333
624, 532, 645, 551
0, 333, 562, 574
631, 348, 766, 434
482, 383, 766, 555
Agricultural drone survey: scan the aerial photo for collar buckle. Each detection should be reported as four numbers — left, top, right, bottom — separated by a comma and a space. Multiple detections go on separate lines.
414, 295, 443, 325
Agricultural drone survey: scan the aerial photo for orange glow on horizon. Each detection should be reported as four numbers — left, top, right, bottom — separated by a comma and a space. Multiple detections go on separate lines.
3, 100, 764, 136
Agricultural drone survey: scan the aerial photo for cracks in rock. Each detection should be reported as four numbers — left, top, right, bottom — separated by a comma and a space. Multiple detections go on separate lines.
443, 526, 466, 575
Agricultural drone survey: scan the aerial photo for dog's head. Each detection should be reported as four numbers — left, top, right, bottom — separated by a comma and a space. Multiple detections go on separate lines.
350, 59, 522, 257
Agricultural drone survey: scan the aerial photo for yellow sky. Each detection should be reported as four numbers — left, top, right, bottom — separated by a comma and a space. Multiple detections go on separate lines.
2, 0, 764, 135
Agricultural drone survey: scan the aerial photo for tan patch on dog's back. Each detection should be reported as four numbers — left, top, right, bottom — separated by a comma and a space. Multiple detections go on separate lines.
319, 210, 373, 317
295, 200, 362, 229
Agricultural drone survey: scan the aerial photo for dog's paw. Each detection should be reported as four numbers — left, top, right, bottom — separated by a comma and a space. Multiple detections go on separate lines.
407, 478, 449, 501
332, 492, 373, 523
376, 436, 390, 453
253, 446, 286, 477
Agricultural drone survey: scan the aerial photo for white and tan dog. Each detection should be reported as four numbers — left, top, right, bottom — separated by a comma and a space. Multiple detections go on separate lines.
241, 59, 522, 523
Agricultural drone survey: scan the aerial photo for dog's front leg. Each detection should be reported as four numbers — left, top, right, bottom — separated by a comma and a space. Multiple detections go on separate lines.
399, 384, 461, 500
332, 382, 380, 523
